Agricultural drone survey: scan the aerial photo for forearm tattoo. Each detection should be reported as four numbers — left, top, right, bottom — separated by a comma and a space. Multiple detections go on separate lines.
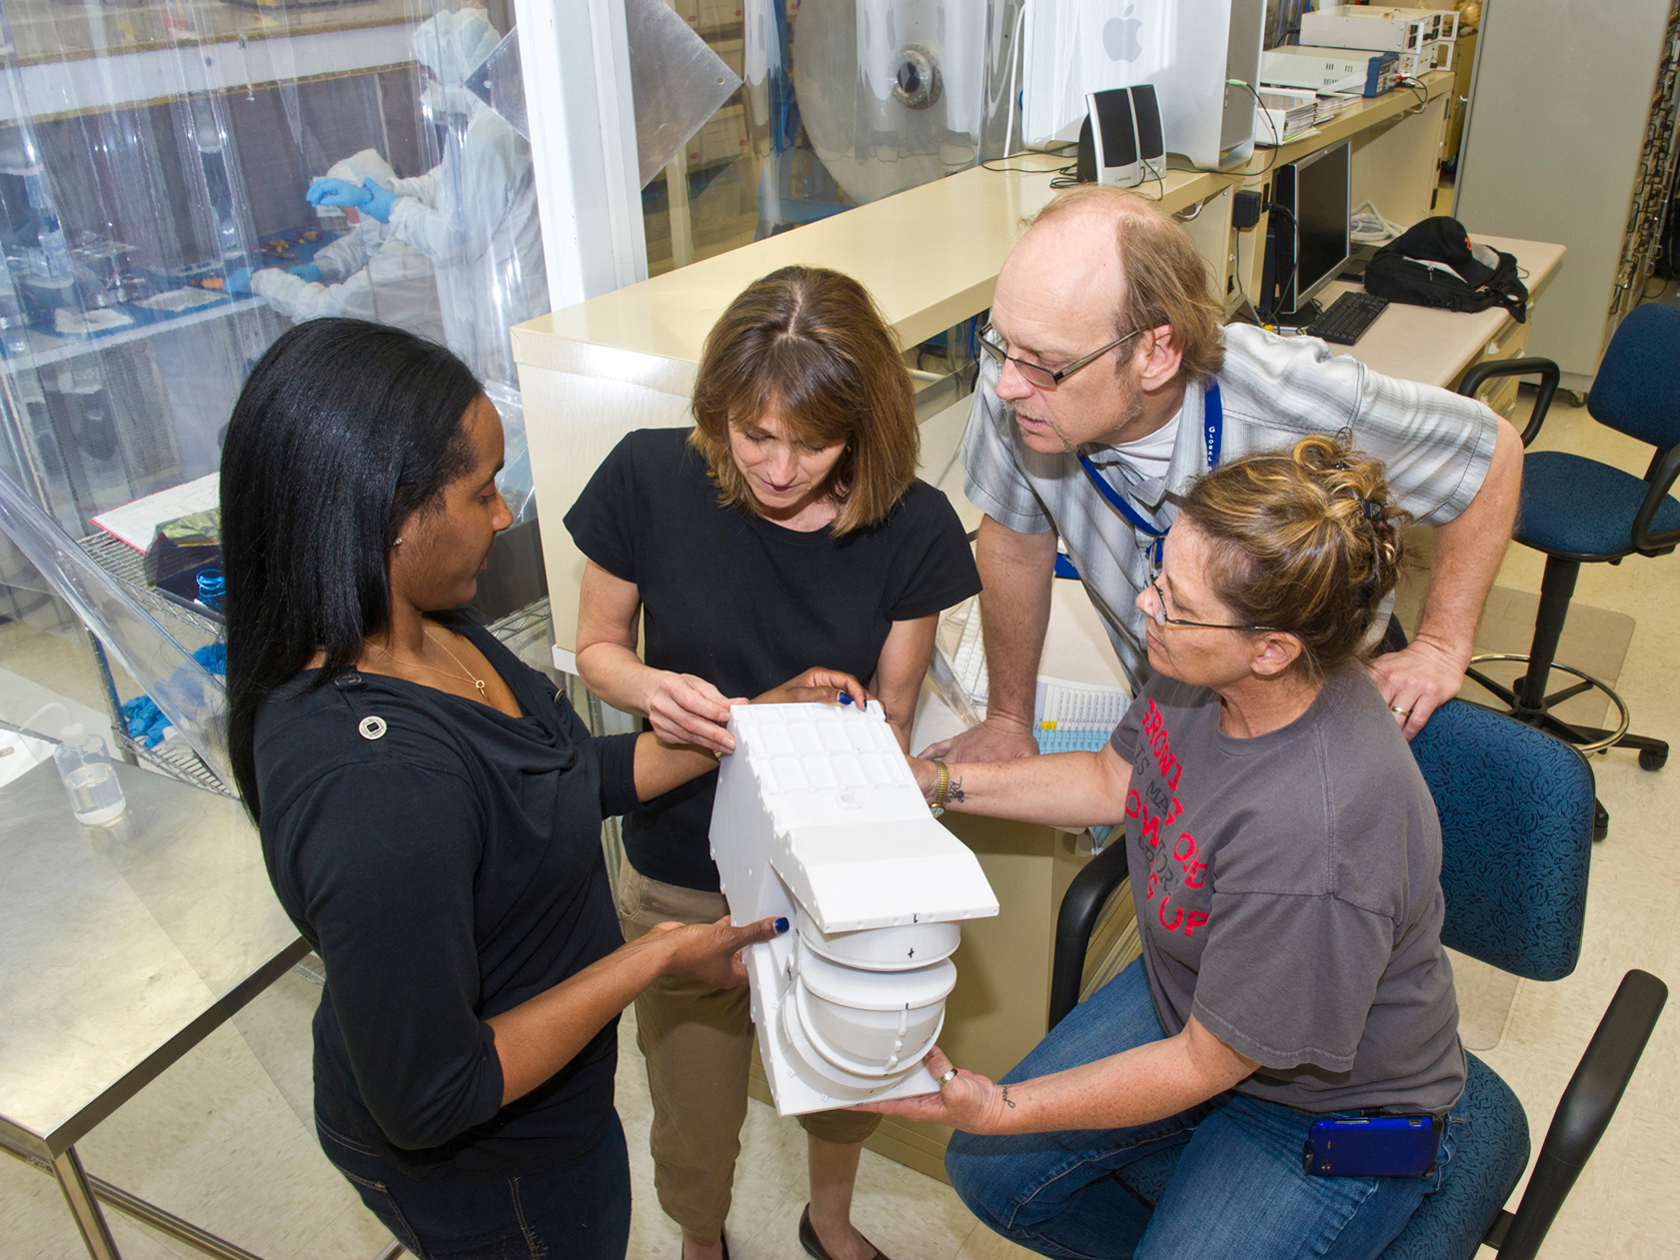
948, 777, 966, 804
1000, 1084, 1016, 1108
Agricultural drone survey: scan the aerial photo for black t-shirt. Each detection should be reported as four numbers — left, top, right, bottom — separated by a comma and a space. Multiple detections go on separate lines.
563, 426, 981, 891
255, 624, 640, 1180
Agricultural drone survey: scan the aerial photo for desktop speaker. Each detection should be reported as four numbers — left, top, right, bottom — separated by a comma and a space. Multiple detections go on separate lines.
1085, 88, 1141, 188
1130, 84, 1165, 175
1077, 86, 1161, 188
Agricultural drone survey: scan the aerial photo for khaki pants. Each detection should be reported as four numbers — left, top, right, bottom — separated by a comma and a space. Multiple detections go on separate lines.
616, 857, 880, 1236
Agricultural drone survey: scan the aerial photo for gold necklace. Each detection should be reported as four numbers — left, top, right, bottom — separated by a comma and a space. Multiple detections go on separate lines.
372, 628, 488, 699
425, 627, 489, 699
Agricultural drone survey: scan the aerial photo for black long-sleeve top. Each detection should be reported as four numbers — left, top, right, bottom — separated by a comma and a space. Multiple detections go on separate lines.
255, 624, 639, 1180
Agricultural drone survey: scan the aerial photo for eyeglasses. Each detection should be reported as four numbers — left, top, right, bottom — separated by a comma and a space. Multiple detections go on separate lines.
978, 323, 1144, 390
1146, 555, 1278, 632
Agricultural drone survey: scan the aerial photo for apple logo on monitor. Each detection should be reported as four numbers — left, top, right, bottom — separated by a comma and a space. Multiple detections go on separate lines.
1105, 7, 1143, 63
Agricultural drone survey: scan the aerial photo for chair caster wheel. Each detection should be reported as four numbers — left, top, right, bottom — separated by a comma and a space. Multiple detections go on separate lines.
1592, 800, 1609, 843
1638, 747, 1668, 771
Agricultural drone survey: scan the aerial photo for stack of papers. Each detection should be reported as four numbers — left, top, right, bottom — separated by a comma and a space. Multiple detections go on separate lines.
1255, 89, 1321, 145
91, 473, 220, 551
1313, 93, 1360, 123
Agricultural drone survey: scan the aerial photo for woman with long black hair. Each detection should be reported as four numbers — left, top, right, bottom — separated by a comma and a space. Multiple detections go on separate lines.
222, 317, 786, 1259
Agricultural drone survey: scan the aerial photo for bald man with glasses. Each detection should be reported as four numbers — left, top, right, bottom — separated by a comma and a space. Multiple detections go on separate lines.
922, 186, 1522, 762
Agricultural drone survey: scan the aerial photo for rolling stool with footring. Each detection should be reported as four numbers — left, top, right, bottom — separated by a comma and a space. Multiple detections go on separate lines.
1455, 303, 1680, 841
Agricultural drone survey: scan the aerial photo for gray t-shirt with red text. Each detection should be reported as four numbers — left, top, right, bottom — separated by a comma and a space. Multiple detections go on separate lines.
1110, 665, 1465, 1115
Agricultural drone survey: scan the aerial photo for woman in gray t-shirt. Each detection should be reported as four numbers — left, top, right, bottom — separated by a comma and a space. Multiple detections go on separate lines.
868, 434, 1468, 1260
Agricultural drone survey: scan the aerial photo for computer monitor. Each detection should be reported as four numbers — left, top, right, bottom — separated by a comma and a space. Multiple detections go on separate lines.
1020, 0, 1263, 171
1263, 140, 1351, 318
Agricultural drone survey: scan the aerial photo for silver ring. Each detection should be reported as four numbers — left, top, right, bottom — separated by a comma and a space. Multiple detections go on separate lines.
938, 1067, 959, 1084
1390, 705, 1412, 717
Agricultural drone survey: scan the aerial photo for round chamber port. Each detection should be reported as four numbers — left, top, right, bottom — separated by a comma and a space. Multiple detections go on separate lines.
892, 45, 942, 111
790, 939, 956, 1076
796, 907, 960, 971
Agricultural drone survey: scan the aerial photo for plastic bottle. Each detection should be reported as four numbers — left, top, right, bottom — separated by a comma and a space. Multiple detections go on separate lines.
217, 215, 242, 263
23, 702, 128, 826
22, 168, 72, 278
56, 722, 126, 825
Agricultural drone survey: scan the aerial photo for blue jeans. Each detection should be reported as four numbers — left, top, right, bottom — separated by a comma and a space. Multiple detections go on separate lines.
316, 1110, 632, 1260
946, 960, 1469, 1260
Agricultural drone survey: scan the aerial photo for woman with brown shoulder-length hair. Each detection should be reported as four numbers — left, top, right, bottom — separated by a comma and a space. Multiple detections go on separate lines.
563, 265, 981, 1260
687, 263, 921, 535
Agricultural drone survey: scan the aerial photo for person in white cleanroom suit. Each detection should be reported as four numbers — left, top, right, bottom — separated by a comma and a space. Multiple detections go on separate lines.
248, 150, 446, 345
305, 8, 547, 386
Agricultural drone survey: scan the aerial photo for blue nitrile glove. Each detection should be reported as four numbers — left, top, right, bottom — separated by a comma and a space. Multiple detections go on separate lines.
121, 694, 169, 748
306, 177, 373, 208
285, 263, 323, 282
118, 644, 226, 749
360, 178, 399, 224
224, 267, 252, 295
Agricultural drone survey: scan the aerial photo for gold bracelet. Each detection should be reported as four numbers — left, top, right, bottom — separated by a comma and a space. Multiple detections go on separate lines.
931, 759, 950, 817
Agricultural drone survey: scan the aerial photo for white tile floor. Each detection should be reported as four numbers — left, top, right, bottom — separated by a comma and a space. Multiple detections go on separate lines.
3, 394, 1678, 1259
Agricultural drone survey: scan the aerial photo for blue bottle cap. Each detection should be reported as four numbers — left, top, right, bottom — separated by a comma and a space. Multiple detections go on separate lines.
197, 568, 226, 609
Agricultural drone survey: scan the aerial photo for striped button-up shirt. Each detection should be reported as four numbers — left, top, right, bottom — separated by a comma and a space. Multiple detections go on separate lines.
960, 324, 1501, 689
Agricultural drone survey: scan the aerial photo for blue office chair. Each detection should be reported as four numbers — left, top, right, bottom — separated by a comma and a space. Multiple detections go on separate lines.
1454, 303, 1680, 840
1048, 700, 1667, 1260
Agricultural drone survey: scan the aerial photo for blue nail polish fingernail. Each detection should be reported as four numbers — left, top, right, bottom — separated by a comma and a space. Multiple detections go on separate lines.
774, 917, 790, 933
838, 692, 853, 706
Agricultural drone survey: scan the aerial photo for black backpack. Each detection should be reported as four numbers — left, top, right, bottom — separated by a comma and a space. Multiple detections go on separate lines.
1364, 216, 1529, 322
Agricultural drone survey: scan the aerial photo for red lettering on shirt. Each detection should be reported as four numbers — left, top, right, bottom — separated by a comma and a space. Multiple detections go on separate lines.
1140, 701, 1184, 791
1140, 810, 1161, 849
1172, 832, 1207, 888
1159, 896, 1183, 931
1154, 895, 1208, 939
1133, 703, 1209, 939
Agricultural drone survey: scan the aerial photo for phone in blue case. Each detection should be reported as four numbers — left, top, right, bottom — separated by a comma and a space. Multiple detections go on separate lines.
1302, 1114, 1442, 1177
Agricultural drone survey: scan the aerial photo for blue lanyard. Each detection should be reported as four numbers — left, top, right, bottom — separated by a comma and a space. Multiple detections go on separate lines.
1074, 382, 1222, 564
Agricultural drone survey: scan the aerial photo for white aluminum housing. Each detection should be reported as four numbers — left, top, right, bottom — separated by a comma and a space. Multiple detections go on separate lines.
1022, 0, 1265, 171
1300, 6, 1434, 56
709, 702, 998, 1115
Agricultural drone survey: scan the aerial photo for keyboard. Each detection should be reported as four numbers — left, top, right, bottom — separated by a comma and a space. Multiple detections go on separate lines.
1034, 679, 1130, 754
1304, 290, 1391, 346
1035, 727, 1116, 755
944, 598, 988, 704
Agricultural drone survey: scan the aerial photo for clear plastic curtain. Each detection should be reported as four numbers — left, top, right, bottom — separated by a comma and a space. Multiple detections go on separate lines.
397, 6, 548, 394
0, 463, 231, 789
0, 0, 549, 775
0, 1, 546, 527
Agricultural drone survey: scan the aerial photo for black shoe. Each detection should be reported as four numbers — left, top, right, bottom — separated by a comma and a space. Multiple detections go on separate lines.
798, 1204, 890, 1260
